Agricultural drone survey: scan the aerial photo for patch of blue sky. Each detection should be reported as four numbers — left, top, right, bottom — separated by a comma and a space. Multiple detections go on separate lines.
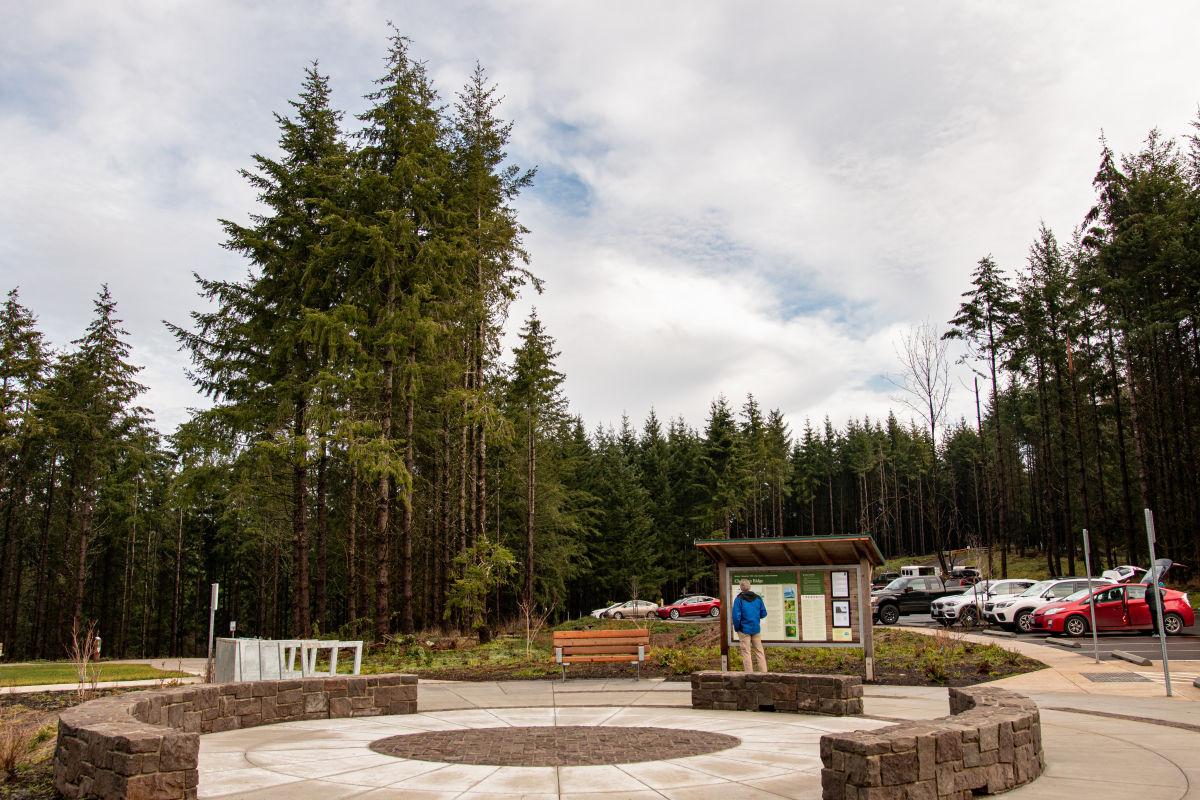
0, 68, 70, 129
864, 374, 894, 393
529, 164, 592, 217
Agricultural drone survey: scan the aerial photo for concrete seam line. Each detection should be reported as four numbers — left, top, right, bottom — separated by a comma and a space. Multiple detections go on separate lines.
1045, 707, 1200, 734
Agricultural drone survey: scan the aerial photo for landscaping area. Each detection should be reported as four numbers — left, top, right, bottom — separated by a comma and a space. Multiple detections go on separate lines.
0, 620, 1042, 799
359, 619, 1042, 685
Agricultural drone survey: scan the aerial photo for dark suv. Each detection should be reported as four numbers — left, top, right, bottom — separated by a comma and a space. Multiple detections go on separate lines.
871, 576, 959, 625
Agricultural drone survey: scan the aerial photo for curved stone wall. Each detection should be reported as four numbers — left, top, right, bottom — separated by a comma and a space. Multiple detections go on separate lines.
820, 686, 1044, 800
54, 674, 417, 800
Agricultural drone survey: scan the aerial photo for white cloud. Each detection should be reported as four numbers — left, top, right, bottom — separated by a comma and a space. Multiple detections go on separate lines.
3, 0, 1200, 437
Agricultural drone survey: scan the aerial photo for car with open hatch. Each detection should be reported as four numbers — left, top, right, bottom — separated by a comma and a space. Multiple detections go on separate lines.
655, 595, 720, 619
930, 578, 1037, 627
1030, 582, 1194, 636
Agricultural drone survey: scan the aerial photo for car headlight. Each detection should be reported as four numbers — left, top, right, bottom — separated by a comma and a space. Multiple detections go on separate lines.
1043, 608, 1063, 616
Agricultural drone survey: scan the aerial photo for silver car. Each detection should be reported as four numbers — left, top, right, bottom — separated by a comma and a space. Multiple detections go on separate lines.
599, 599, 660, 619
930, 579, 1036, 627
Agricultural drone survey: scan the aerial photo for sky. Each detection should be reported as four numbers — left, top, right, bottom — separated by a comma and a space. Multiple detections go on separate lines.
3, 2, 1200, 439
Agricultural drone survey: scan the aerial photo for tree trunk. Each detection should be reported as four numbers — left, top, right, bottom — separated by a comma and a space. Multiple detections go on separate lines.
374, 352, 394, 643
30, 459, 56, 659
73, 460, 96, 632
525, 417, 536, 611
347, 461, 358, 629
400, 361, 415, 636
171, 507, 183, 657
316, 440, 328, 631
292, 400, 309, 638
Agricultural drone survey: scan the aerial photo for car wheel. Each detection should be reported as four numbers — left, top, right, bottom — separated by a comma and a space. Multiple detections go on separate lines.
1163, 612, 1185, 635
1064, 615, 1088, 637
669, 608, 680, 620
1015, 610, 1034, 633
709, 606, 720, 617
613, 612, 623, 619
878, 604, 899, 625
646, 611, 657, 619
959, 608, 979, 627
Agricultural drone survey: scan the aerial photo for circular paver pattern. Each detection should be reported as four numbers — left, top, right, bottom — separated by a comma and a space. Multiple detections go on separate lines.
370, 725, 741, 766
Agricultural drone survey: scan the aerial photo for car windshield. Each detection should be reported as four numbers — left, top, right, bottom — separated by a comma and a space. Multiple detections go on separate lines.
1018, 580, 1054, 597
1062, 589, 1091, 602
671, 597, 693, 606
882, 579, 908, 592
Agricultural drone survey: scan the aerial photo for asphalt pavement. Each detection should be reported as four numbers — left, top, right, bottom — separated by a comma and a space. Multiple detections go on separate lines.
891, 612, 1200, 663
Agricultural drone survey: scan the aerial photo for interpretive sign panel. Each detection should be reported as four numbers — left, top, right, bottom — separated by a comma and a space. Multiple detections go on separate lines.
730, 567, 863, 646
729, 572, 799, 642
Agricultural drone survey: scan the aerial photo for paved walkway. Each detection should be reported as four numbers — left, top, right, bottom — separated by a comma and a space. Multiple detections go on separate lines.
197, 626, 1200, 800
12, 640, 1200, 797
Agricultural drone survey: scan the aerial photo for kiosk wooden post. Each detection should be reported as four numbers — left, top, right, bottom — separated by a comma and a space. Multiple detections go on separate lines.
859, 555, 875, 681
718, 562, 730, 670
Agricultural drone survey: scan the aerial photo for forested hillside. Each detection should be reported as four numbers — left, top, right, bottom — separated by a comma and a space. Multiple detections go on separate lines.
1, 34, 1197, 659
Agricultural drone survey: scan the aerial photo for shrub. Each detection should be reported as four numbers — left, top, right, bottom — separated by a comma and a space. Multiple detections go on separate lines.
0, 709, 40, 781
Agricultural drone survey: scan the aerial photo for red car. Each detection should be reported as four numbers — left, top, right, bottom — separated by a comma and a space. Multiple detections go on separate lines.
1030, 583, 1194, 636
655, 595, 720, 620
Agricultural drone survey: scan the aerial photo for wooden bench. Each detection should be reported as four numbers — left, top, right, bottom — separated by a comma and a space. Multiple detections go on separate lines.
553, 628, 649, 680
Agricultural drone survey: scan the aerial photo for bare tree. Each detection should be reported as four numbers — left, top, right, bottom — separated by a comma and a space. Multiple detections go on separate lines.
893, 321, 953, 573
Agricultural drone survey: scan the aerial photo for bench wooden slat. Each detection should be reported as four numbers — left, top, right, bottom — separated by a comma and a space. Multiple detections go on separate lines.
559, 642, 643, 652
561, 655, 640, 663
556, 637, 646, 648
554, 629, 649, 640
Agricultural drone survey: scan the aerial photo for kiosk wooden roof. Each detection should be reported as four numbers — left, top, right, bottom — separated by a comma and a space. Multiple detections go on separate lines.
695, 534, 885, 569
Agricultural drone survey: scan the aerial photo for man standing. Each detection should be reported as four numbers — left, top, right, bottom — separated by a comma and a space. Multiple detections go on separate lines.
732, 579, 768, 673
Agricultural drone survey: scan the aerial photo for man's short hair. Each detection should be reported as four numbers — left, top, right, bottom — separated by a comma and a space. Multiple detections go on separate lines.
739, 579, 751, 592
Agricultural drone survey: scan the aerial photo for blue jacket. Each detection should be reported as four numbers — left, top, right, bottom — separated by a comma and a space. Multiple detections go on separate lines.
732, 591, 767, 635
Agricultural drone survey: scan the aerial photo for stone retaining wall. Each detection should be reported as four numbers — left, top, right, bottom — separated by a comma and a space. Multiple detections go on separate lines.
690, 671, 864, 715
54, 673, 417, 800
820, 686, 1044, 800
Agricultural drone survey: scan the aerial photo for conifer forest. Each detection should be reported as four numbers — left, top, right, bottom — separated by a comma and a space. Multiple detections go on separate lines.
1, 34, 1198, 659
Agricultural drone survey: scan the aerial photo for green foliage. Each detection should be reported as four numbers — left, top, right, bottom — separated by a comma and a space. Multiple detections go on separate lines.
651, 645, 715, 675
445, 538, 517, 635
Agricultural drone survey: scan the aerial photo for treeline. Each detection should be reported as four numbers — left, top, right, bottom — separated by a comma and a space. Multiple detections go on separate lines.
0, 32, 1197, 659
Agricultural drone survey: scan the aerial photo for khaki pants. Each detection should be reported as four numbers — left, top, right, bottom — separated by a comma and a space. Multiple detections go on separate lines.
738, 632, 767, 673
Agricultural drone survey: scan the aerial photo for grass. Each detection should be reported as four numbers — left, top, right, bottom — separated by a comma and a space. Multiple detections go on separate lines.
0, 663, 191, 688
347, 618, 1041, 686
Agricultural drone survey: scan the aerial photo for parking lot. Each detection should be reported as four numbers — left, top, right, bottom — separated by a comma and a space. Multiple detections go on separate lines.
893, 612, 1200, 662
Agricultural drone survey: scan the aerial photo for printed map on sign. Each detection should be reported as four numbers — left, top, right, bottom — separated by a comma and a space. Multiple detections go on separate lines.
730, 572, 799, 642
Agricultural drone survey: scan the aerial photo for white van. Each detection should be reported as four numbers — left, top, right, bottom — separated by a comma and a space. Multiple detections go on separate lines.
900, 565, 938, 577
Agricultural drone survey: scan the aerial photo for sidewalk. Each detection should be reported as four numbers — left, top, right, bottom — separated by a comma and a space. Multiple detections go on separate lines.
896, 623, 1200, 704
193, 676, 1200, 799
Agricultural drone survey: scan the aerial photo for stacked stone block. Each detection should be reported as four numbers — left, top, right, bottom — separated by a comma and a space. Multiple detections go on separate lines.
819, 686, 1044, 800
690, 671, 864, 715
54, 673, 417, 800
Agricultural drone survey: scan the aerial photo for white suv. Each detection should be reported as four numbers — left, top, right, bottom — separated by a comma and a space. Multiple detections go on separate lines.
983, 577, 1113, 633
930, 579, 1037, 627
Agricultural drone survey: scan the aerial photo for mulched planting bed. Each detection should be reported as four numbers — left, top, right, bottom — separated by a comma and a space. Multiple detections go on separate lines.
370, 726, 741, 766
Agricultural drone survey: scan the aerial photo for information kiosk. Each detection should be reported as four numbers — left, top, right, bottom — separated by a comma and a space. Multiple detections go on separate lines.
695, 534, 885, 681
